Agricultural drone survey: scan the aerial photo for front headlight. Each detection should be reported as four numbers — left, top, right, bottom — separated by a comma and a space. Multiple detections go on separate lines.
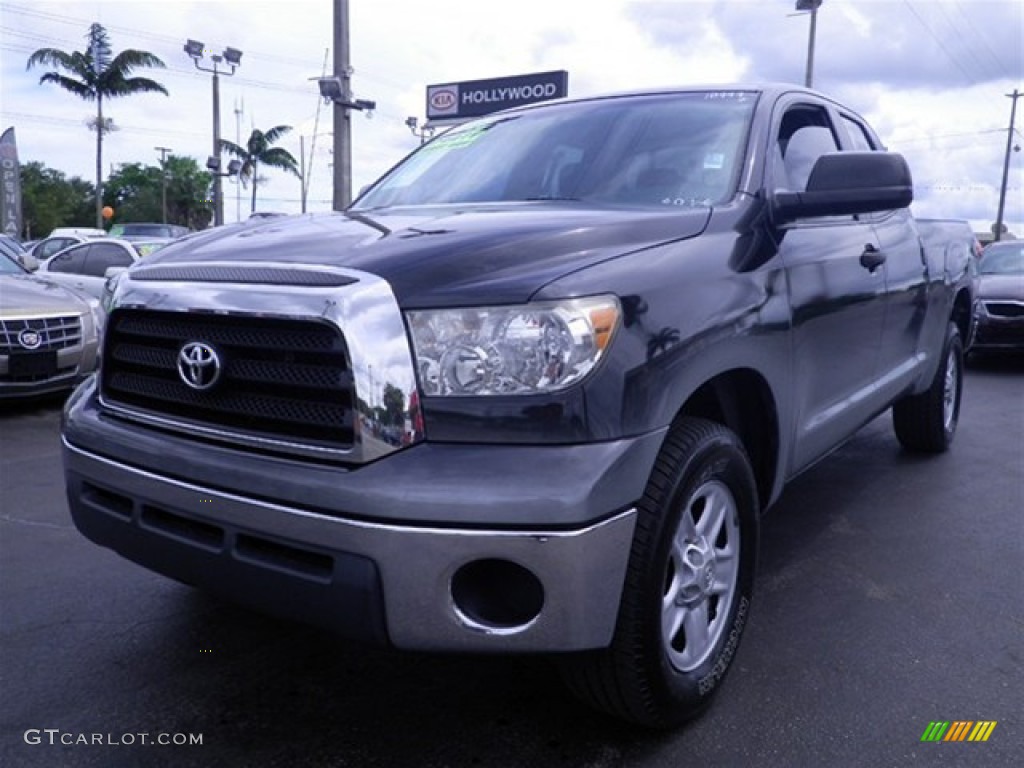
87, 297, 106, 338
406, 296, 620, 396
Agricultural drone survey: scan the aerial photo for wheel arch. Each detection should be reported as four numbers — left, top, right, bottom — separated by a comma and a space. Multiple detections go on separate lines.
951, 285, 974, 349
672, 368, 780, 510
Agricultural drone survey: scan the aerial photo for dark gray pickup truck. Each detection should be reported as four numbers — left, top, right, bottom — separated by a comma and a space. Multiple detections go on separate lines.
62, 84, 975, 727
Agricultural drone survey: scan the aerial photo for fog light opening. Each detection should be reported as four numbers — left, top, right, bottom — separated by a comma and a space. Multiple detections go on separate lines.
451, 558, 544, 630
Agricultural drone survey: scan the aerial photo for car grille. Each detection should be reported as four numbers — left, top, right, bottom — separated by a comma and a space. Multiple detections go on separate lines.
983, 301, 1024, 318
100, 309, 355, 453
0, 315, 82, 353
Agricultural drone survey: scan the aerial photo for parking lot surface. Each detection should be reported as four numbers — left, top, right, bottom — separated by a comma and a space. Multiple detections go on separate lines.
1, 357, 1021, 767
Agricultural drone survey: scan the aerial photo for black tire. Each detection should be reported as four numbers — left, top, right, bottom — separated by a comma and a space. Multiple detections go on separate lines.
893, 322, 963, 453
560, 418, 759, 728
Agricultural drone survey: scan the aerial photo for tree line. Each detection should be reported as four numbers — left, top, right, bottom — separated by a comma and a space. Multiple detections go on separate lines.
19, 157, 214, 240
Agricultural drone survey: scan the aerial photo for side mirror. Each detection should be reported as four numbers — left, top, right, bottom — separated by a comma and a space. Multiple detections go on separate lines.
773, 151, 913, 221
19, 253, 39, 272
104, 266, 128, 280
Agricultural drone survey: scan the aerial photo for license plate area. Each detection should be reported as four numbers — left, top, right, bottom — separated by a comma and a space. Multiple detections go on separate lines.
8, 350, 58, 377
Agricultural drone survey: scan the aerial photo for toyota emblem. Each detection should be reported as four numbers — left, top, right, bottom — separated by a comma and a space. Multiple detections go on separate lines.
177, 341, 222, 391
18, 329, 43, 350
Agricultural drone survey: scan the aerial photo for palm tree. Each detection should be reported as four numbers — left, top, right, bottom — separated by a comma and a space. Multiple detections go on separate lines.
220, 126, 299, 213
27, 23, 168, 228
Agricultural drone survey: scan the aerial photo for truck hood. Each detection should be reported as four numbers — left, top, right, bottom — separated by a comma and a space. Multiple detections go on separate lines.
143, 204, 710, 306
0, 274, 92, 316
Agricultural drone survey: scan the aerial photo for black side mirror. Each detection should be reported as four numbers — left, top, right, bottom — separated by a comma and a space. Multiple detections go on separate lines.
774, 151, 913, 221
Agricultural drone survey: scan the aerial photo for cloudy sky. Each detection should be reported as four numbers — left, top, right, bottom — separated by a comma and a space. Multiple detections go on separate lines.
1, 0, 1021, 235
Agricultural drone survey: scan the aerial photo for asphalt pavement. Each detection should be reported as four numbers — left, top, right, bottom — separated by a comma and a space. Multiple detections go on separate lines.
1, 356, 1021, 768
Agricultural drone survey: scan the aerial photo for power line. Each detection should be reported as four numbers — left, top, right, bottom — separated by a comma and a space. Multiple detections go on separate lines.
931, 0, 1003, 83
950, 0, 1017, 81
2, 3, 326, 70
900, 0, 981, 87
893, 127, 1008, 146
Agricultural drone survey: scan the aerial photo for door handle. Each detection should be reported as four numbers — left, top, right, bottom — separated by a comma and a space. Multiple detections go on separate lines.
860, 244, 886, 273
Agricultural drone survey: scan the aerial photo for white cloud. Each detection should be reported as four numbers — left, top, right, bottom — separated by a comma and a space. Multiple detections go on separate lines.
1, 0, 1021, 234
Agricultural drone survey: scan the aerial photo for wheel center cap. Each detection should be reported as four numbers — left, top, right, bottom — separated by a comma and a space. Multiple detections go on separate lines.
677, 538, 716, 603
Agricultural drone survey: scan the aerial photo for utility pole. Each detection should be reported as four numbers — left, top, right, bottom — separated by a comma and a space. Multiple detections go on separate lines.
333, 0, 352, 210
155, 146, 172, 224
994, 88, 1020, 243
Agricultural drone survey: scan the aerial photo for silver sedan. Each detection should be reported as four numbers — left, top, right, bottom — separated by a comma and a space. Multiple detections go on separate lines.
35, 237, 168, 300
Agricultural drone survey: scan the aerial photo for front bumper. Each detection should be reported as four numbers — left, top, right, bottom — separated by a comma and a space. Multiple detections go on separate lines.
0, 342, 98, 400
63, 382, 662, 652
972, 312, 1024, 349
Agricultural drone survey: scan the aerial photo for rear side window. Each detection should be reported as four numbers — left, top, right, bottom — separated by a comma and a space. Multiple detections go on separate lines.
841, 115, 876, 151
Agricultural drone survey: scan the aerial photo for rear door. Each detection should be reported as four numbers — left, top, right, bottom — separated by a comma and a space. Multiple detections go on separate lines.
770, 98, 888, 472
42, 243, 92, 295
838, 111, 933, 395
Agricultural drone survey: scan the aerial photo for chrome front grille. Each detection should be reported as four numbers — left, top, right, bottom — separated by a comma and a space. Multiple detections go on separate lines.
0, 315, 82, 353
101, 309, 355, 453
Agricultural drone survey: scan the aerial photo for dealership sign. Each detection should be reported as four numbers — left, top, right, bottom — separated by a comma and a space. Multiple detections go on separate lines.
426, 70, 569, 121
0, 127, 21, 239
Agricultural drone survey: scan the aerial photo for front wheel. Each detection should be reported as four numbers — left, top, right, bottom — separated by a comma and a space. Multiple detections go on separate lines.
560, 418, 759, 728
892, 322, 963, 453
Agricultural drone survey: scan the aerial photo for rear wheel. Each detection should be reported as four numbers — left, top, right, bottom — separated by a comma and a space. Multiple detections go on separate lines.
560, 418, 759, 728
893, 322, 963, 453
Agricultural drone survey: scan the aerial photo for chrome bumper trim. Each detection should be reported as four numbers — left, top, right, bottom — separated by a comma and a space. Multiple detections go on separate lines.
64, 438, 637, 652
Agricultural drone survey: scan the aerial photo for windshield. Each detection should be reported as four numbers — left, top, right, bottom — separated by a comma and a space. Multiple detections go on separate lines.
354, 92, 757, 211
979, 243, 1024, 275
0, 251, 27, 274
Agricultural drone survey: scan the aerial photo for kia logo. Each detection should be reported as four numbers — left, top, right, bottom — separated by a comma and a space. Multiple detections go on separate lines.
429, 88, 457, 110
18, 329, 42, 350
177, 341, 222, 391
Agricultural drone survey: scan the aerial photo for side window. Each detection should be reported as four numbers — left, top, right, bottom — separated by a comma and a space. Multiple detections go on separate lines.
776, 106, 840, 191
83, 243, 133, 277
40, 238, 72, 259
47, 244, 90, 274
840, 115, 876, 151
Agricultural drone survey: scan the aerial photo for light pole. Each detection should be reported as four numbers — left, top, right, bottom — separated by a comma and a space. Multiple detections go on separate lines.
795, 0, 823, 89
154, 146, 172, 224
184, 39, 242, 227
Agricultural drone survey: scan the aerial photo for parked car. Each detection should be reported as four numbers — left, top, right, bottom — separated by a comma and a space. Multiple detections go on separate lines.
64, 84, 974, 728
108, 222, 189, 240
0, 234, 39, 272
973, 240, 1024, 352
35, 237, 162, 299
0, 250, 104, 399
29, 232, 106, 262
50, 226, 107, 238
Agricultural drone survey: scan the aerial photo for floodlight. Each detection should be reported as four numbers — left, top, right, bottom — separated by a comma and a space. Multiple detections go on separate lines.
317, 77, 345, 103
184, 39, 204, 59
223, 47, 243, 66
